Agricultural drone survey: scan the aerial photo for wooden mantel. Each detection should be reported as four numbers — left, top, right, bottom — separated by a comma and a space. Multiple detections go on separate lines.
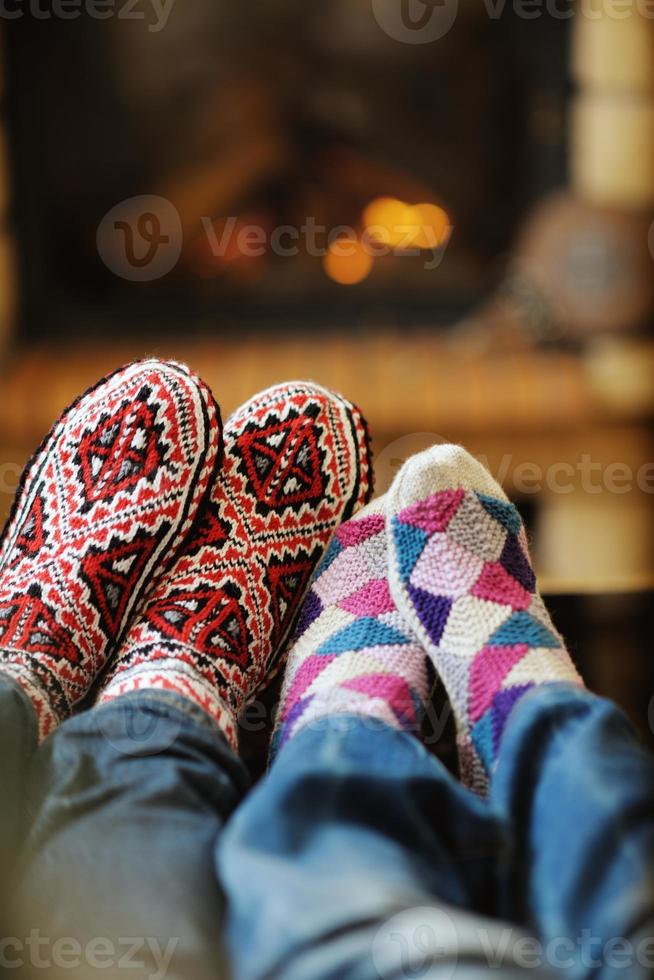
0, 331, 647, 447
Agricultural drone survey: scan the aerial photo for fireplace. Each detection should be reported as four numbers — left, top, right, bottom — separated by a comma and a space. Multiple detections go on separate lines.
3, 1, 569, 341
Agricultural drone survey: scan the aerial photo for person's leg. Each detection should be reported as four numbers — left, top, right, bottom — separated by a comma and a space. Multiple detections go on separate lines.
0, 358, 221, 974
218, 499, 553, 980
7, 379, 372, 979
0, 676, 38, 927
385, 444, 654, 977
220, 451, 654, 980
493, 684, 654, 980
8, 691, 247, 980
219, 715, 555, 980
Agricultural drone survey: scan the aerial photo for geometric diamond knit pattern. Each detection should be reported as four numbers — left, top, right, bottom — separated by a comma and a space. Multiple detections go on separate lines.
271, 496, 430, 757
387, 444, 583, 796
98, 381, 373, 750
0, 359, 221, 740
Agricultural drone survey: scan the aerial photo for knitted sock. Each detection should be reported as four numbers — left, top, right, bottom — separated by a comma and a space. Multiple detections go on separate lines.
272, 496, 430, 755
387, 444, 583, 794
98, 381, 373, 749
0, 360, 221, 739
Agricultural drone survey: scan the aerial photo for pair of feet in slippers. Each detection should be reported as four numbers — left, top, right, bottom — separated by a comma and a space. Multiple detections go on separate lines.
0, 359, 581, 794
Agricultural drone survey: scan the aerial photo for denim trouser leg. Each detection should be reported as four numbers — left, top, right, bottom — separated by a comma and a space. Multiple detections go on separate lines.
218, 686, 654, 980
10, 692, 249, 980
0, 677, 38, 918
493, 684, 654, 980
217, 715, 550, 980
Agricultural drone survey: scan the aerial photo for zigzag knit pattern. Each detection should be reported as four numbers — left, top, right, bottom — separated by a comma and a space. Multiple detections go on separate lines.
272, 497, 429, 754
0, 360, 221, 739
98, 381, 373, 749
387, 445, 583, 795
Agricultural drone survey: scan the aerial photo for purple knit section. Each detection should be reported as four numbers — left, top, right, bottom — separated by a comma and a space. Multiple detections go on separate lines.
293, 590, 323, 636
500, 533, 536, 593
277, 694, 316, 750
491, 683, 534, 751
407, 584, 452, 646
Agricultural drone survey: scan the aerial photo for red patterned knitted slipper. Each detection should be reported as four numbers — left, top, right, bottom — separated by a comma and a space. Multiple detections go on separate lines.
98, 381, 373, 749
0, 359, 221, 738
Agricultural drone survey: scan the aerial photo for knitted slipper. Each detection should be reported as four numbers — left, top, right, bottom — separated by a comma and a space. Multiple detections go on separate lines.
271, 496, 430, 756
386, 444, 583, 795
97, 381, 373, 749
0, 359, 221, 739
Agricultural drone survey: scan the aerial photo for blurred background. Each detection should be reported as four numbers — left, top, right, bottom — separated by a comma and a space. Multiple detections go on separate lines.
0, 0, 653, 744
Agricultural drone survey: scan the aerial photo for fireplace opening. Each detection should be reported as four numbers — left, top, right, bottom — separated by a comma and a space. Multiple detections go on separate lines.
4, 2, 569, 340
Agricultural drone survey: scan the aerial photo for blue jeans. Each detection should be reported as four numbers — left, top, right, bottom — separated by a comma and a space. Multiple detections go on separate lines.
1, 679, 653, 980
1, 684, 247, 979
